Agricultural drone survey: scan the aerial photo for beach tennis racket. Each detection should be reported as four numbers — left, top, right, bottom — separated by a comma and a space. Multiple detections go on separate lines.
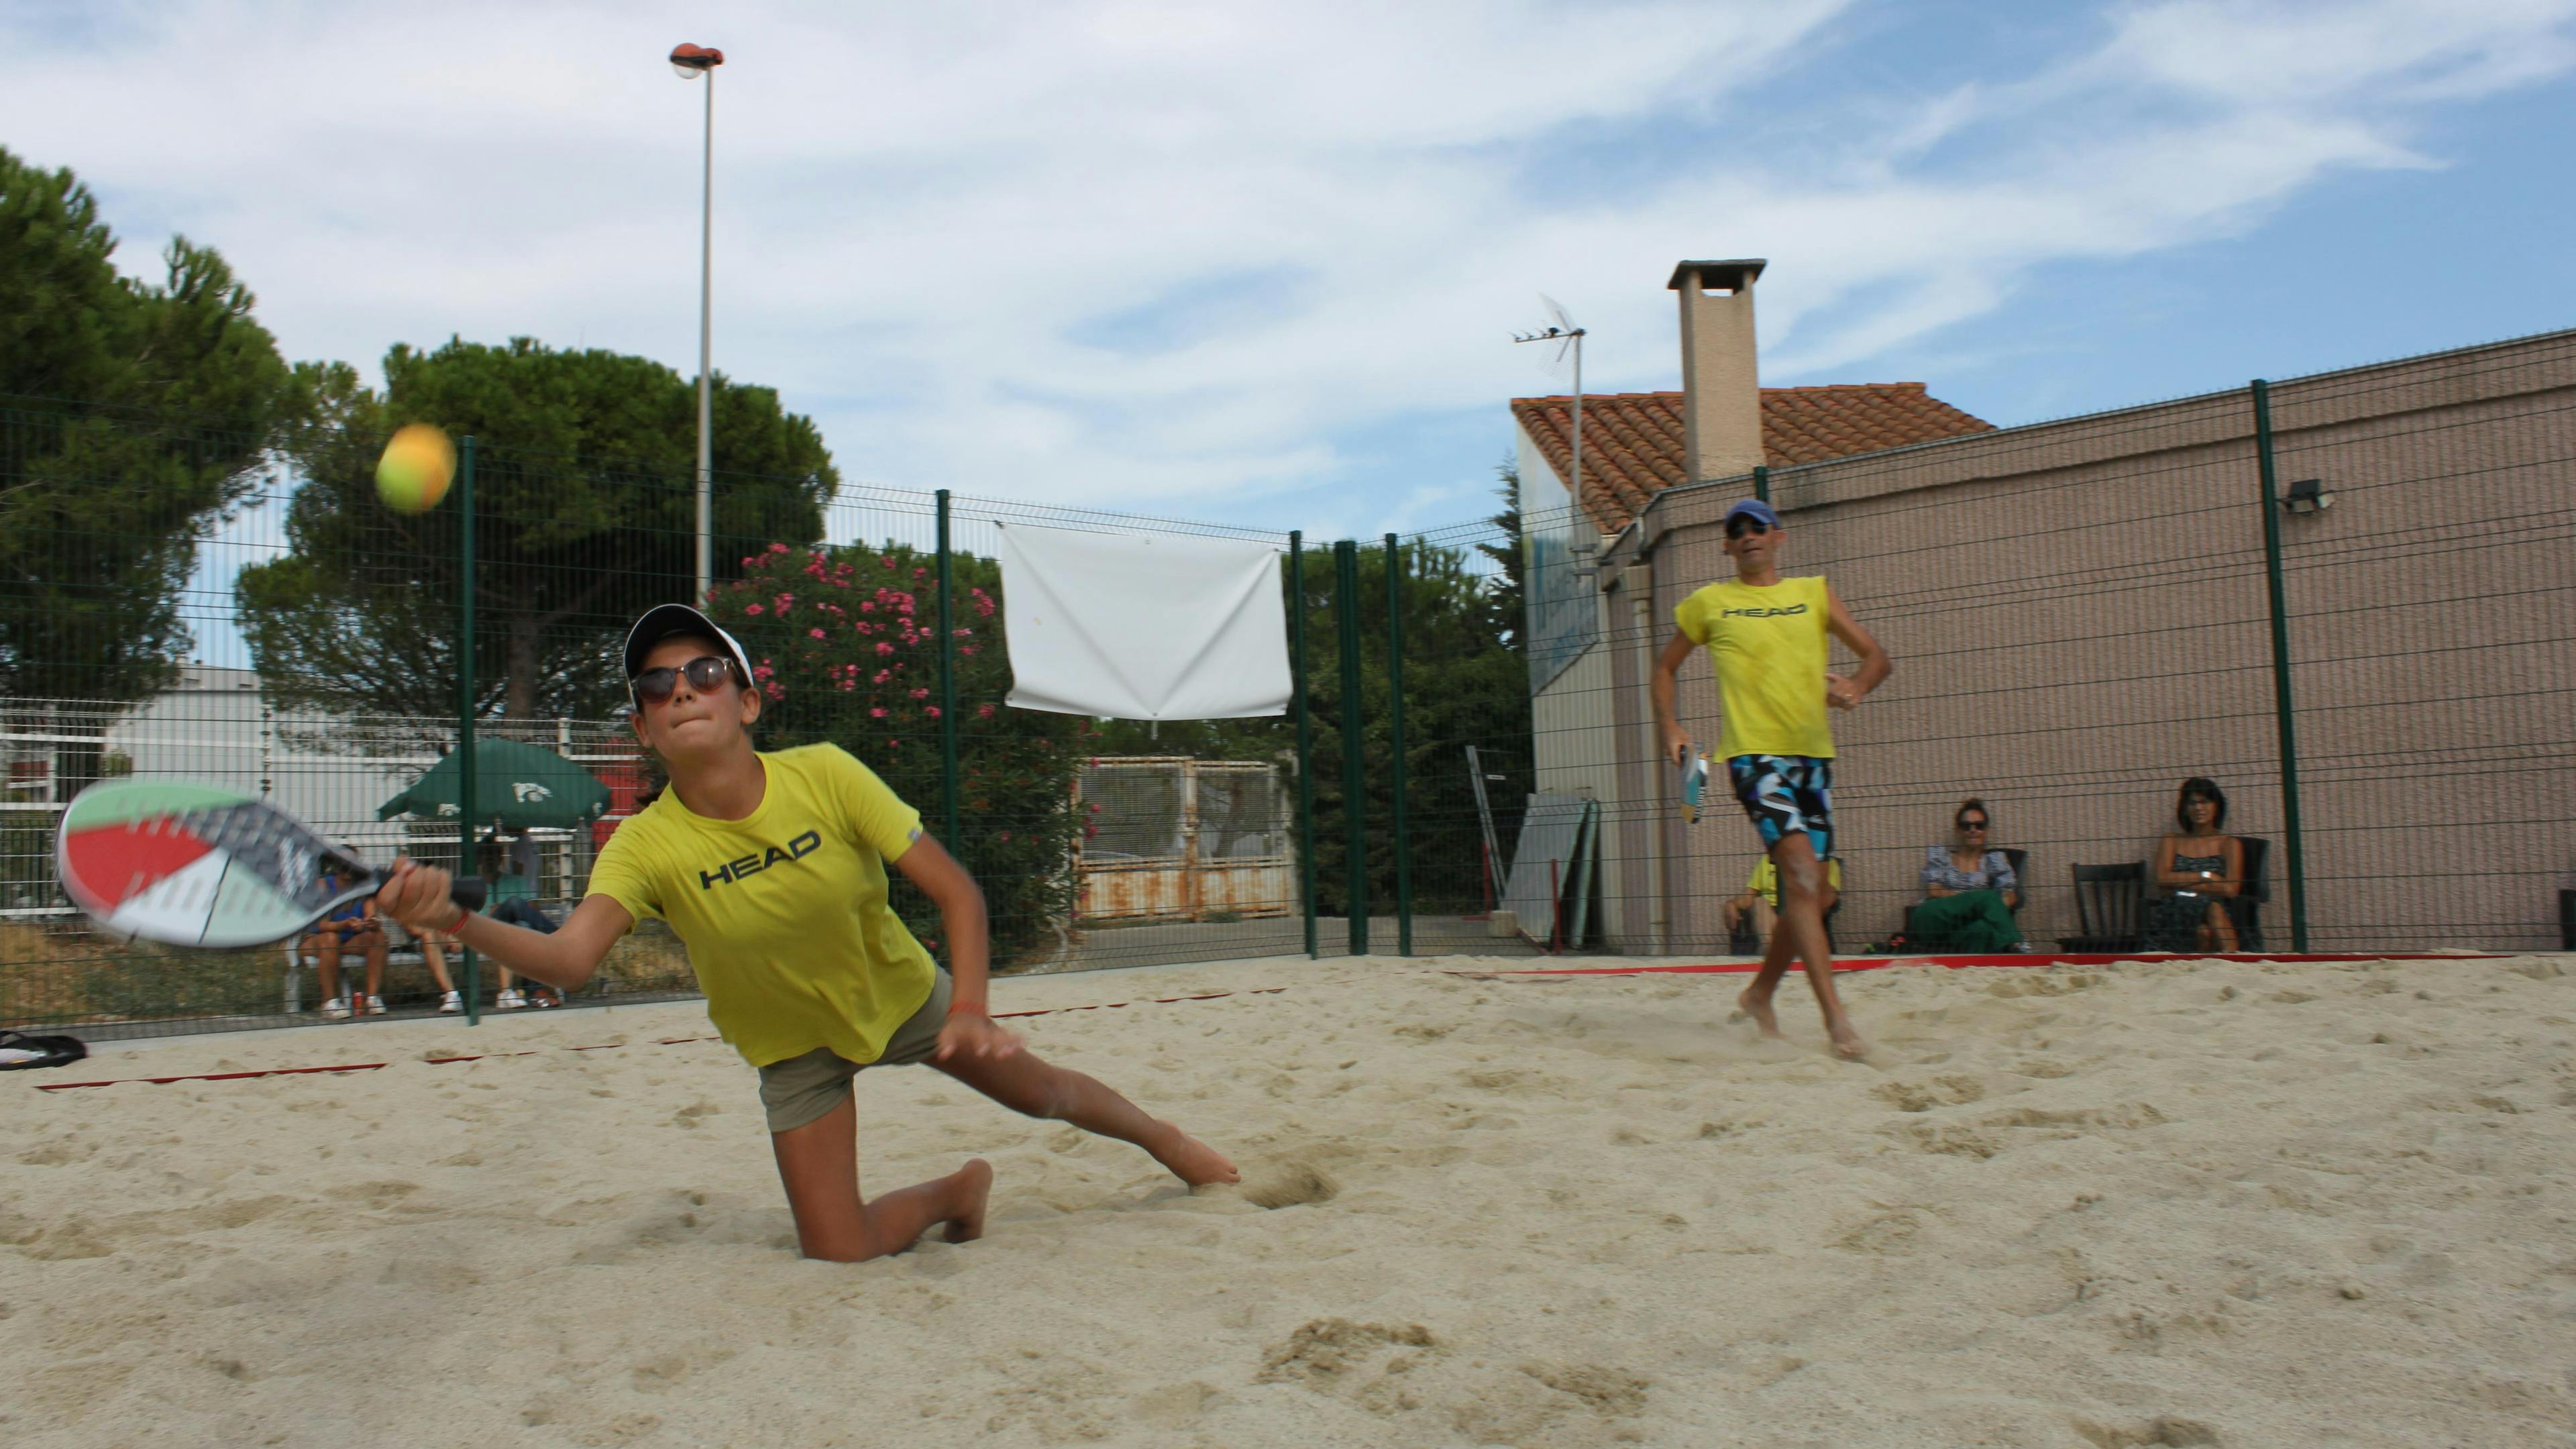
54, 778, 483, 949
1678, 752, 1711, 824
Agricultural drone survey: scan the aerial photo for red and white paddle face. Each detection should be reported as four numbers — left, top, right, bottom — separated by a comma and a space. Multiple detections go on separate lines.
54, 780, 371, 949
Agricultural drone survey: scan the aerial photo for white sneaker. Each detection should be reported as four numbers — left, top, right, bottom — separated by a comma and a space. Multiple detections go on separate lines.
321, 997, 351, 1020
439, 990, 462, 1014
364, 994, 386, 1016
496, 989, 526, 1010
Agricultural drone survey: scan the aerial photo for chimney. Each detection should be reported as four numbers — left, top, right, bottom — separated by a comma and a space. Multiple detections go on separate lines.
1668, 259, 1766, 484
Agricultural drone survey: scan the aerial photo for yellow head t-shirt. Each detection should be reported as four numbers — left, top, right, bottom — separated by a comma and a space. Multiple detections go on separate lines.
1674, 575, 1835, 761
584, 743, 937, 1069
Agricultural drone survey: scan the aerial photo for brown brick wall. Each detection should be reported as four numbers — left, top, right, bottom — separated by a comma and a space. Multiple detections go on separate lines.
1582, 329, 2576, 954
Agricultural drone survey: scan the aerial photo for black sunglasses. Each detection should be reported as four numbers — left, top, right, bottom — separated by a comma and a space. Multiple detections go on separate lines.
1959, 819, 1989, 830
631, 655, 740, 705
1725, 519, 1774, 539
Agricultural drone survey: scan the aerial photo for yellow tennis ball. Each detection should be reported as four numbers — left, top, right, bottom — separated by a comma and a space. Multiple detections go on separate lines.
375, 423, 457, 514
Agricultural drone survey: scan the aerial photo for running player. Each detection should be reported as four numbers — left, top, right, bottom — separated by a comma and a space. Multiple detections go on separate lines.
1652, 499, 1890, 1059
374, 604, 1238, 1260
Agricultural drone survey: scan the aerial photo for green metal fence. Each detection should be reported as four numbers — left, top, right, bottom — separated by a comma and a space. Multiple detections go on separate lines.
5, 325, 2570, 1040
0, 394, 1550, 1040
1491, 329, 2576, 961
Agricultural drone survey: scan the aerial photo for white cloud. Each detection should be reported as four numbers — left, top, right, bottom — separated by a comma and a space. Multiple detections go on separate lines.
7, 0, 2573, 538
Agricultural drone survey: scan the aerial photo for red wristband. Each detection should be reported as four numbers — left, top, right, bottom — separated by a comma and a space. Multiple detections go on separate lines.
947, 1000, 988, 1018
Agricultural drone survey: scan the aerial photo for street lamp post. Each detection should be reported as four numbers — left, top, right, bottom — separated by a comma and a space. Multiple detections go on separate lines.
670, 42, 724, 604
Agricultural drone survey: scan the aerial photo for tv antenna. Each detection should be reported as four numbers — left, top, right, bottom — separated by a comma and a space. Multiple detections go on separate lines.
1513, 295, 1589, 571
1511, 296, 1586, 542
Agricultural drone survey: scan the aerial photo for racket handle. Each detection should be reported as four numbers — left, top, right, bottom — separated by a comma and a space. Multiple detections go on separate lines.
449, 876, 488, 913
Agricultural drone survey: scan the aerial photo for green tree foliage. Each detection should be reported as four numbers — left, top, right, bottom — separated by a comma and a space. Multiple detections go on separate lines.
0, 146, 294, 788
237, 339, 838, 724
706, 542, 1090, 968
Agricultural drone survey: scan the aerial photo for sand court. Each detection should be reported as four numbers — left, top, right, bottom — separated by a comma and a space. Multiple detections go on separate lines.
5, 952, 2575, 1447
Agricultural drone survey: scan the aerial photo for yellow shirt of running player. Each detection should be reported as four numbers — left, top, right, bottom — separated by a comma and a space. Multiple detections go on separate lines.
1674, 575, 1835, 761
1745, 855, 1841, 906
584, 743, 937, 1069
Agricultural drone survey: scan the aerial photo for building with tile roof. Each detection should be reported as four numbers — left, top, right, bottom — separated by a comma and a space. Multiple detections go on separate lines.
1511, 383, 1994, 534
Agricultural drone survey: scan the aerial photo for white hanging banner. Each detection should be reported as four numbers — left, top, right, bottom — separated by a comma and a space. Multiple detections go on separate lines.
998, 523, 1291, 720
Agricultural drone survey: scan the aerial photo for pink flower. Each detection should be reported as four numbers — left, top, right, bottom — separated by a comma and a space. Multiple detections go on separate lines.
880, 555, 895, 569
871, 707, 888, 718
910, 688, 928, 700
997, 830, 1011, 843
745, 603, 765, 615
977, 704, 995, 718
768, 542, 790, 553
873, 670, 891, 684
925, 706, 941, 718
860, 601, 875, 612
1083, 824, 1098, 840
838, 679, 855, 691
763, 682, 785, 701
875, 642, 895, 655
807, 628, 823, 639
960, 646, 977, 657
913, 567, 927, 580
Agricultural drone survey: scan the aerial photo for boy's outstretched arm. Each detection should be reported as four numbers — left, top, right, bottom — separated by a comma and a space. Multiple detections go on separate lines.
1823, 588, 1892, 710
375, 858, 627, 991
892, 831, 1022, 1062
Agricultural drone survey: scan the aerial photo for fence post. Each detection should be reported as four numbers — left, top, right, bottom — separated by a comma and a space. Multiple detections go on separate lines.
458, 435, 479, 1026
1332, 541, 1368, 955
935, 490, 961, 857
1383, 533, 1412, 956
1752, 464, 1769, 504
1290, 532, 1318, 959
2249, 380, 2311, 951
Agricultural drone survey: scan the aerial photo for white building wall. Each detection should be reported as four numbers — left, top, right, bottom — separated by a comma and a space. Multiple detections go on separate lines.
1516, 425, 1635, 947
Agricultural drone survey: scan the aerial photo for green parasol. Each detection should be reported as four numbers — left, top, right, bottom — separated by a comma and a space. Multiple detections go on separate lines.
378, 738, 614, 830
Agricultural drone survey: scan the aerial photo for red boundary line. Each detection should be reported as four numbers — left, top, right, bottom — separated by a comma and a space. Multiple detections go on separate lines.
32, 988, 1291, 1091
1467, 951, 2506, 977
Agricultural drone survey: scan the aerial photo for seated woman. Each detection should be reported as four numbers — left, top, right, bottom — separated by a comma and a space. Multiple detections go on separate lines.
1908, 798, 2025, 951
2145, 776, 2242, 953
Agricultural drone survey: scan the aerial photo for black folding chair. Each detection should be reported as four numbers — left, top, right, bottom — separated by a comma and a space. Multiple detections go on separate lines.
2223, 837, 2270, 951
2062, 862, 2145, 952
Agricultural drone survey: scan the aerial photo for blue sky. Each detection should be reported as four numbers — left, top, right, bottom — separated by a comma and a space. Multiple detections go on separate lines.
9, 0, 2576, 557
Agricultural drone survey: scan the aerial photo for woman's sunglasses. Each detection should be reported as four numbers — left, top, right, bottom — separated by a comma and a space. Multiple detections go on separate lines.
631, 655, 741, 705
1959, 820, 1988, 831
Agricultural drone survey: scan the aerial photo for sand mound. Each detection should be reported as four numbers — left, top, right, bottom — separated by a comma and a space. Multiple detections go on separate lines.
3, 953, 2573, 1446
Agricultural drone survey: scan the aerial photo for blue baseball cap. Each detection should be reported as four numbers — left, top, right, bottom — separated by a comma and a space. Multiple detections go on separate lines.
1722, 498, 1780, 531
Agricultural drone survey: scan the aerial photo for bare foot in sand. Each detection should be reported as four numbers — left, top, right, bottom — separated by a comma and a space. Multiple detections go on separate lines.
943, 1159, 994, 1244
1736, 984, 1784, 1040
1827, 1020, 1869, 1061
1146, 1123, 1240, 1186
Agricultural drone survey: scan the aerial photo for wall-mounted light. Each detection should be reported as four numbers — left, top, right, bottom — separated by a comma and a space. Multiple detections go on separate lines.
2282, 478, 2333, 515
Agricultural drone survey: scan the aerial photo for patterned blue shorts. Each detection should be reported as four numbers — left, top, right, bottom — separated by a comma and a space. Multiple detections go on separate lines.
1725, 754, 1834, 860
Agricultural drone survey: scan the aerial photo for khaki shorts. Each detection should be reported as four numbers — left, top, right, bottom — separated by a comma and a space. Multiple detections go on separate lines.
755, 971, 953, 1134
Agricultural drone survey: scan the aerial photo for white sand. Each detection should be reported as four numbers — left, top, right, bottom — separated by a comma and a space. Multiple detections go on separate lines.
5, 953, 2574, 1448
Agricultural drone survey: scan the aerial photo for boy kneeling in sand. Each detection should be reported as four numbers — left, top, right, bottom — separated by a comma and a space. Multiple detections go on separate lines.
376, 604, 1237, 1260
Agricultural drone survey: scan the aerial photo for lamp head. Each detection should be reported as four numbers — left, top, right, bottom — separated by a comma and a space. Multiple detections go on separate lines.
2282, 478, 2333, 515
670, 43, 724, 78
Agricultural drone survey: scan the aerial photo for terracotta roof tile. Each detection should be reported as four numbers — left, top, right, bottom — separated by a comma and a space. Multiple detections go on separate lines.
1511, 384, 1992, 532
